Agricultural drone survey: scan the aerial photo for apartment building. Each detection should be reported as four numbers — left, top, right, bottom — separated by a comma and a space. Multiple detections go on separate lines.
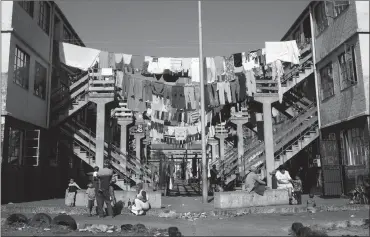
1, 1, 85, 203
312, 1, 369, 195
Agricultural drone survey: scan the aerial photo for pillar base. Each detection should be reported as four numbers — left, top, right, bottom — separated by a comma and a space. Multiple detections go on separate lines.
230, 118, 249, 177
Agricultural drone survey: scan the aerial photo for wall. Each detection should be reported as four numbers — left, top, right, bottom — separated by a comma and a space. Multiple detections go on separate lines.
314, 1, 359, 62
356, 1, 369, 32
317, 34, 368, 128
358, 34, 369, 118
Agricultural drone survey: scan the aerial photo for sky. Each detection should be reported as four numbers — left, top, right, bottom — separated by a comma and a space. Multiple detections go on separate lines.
56, 0, 309, 66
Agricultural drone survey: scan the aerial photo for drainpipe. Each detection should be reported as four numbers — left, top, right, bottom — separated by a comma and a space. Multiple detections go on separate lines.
46, 2, 55, 129
309, 4, 322, 131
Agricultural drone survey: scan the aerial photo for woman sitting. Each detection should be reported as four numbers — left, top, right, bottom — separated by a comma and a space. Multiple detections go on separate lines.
130, 188, 150, 216
275, 165, 294, 205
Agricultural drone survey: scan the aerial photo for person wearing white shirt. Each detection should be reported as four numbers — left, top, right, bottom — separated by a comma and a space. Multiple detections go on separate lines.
275, 165, 294, 205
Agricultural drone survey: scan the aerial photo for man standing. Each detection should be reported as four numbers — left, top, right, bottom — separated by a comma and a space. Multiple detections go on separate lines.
244, 166, 266, 196
96, 160, 114, 218
209, 165, 218, 194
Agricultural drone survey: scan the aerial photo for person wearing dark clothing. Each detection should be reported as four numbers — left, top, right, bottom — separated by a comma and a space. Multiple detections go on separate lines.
210, 165, 218, 193
66, 179, 81, 207
96, 161, 114, 218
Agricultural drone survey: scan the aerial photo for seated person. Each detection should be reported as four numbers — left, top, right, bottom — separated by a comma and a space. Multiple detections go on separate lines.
244, 166, 266, 196
275, 165, 294, 204
130, 189, 150, 216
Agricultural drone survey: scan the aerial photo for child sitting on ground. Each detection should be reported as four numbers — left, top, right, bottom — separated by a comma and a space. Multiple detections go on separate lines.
291, 175, 303, 205
307, 193, 317, 213
86, 183, 96, 216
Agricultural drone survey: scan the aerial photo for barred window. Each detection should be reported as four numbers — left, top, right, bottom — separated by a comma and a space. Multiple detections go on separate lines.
320, 63, 334, 100
18, 1, 34, 17
13, 46, 30, 89
338, 45, 357, 89
37, 1, 50, 35
34, 61, 47, 100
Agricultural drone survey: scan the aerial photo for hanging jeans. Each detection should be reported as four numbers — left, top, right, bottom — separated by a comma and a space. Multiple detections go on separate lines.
230, 79, 240, 103
184, 86, 197, 110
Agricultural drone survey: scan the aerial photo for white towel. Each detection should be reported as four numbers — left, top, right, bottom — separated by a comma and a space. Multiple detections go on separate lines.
59, 42, 100, 70
123, 54, 132, 65
265, 40, 300, 65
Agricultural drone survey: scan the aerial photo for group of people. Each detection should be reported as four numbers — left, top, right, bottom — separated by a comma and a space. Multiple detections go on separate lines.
66, 160, 151, 218
244, 165, 311, 206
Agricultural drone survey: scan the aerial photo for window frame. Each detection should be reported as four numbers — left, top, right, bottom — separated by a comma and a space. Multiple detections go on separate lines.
320, 62, 335, 101
34, 61, 47, 100
37, 1, 51, 35
338, 44, 358, 90
314, 1, 329, 36
18, 1, 34, 17
333, 1, 350, 18
63, 26, 72, 43
340, 127, 367, 166
7, 127, 23, 165
13, 46, 30, 90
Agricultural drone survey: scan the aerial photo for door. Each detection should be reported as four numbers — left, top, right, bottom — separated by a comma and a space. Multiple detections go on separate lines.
320, 137, 343, 196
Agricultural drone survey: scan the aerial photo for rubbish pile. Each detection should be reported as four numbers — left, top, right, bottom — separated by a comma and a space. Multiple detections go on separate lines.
177, 212, 207, 222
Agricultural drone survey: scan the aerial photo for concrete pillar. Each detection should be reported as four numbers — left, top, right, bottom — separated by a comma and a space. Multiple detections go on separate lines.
215, 135, 227, 161
95, 102, 106, 169
230, 118, 249, 176
208, 138, 218, 161
117, 118, 132, 155
89, 98, 114, 169
134, 133, 145, 160
117, 118, 132, 171
262, 102, 274, 188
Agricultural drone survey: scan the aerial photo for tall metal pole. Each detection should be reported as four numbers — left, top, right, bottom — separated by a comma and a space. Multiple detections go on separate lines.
198, 0, 208, 203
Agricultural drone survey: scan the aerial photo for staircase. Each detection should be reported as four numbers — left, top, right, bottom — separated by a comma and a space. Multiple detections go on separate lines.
50, 72, 90, 126
59, 119, 152, 187
213, 39, 317, 186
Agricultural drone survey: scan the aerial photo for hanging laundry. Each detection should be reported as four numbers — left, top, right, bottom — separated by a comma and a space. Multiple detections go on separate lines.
182, 58, 192, 72
116, 71, 124, 89
127, 78, 145, 112
272, 59, 285, 103
265, 41, 300, 65
152, 94, 165, 111
144, 56, 153, 62
151, 81, 165, 97
59, 42, 100, 71
148, 57, 163, 74
170, 58, 183, 73
190, 58, 200, 82
159, 57, 172, 70
142, 80, 153, 103
172, 86, 186, 109
245, 70, 257, 97
184, 86, 197, 110
243, 52, 259, 71
236, 72, 247, 102
121, 74, 131, 99
189, 111, 200, 124
206, 57, 217, 83
233, 53, 243, 73
99, 51, 109, 68
123, 54, 132, 65
175, 127, 188, 141
214, 56, 225, 81
224, 55, 236, 81
194, 86, 201, 109
187, 126, 198, 136
229, 79, 240, 103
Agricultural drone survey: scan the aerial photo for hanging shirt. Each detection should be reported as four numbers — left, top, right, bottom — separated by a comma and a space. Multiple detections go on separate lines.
190, 58, 200, 82
158, 57, 172, 71
214, 56, 225, 80
170, 58, 183, 72
265, 40, 300, 65
182, 58, 192, 72
245, 70, 257, 97
123, 54, 132, 65
148, 57, 163, 74
206, 57, 217, 83
175, 127, 188, 141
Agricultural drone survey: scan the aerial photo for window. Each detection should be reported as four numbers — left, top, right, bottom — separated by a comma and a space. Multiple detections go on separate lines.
320, 63, 334, 100
23, 130, 40, 166
37, 2, 50, 35
327, 1, 350, 18
18, 1, 34, 17
340, 127, 368, 166
7, 127, 23, 165
314, 2, 329, 35
34, 61, 47, 99
338, 44, 357, 90
13, 46, 30, 89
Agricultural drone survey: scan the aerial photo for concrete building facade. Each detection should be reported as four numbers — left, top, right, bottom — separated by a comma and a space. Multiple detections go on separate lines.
1, 1, 85, 203
311, 1, 369, 195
